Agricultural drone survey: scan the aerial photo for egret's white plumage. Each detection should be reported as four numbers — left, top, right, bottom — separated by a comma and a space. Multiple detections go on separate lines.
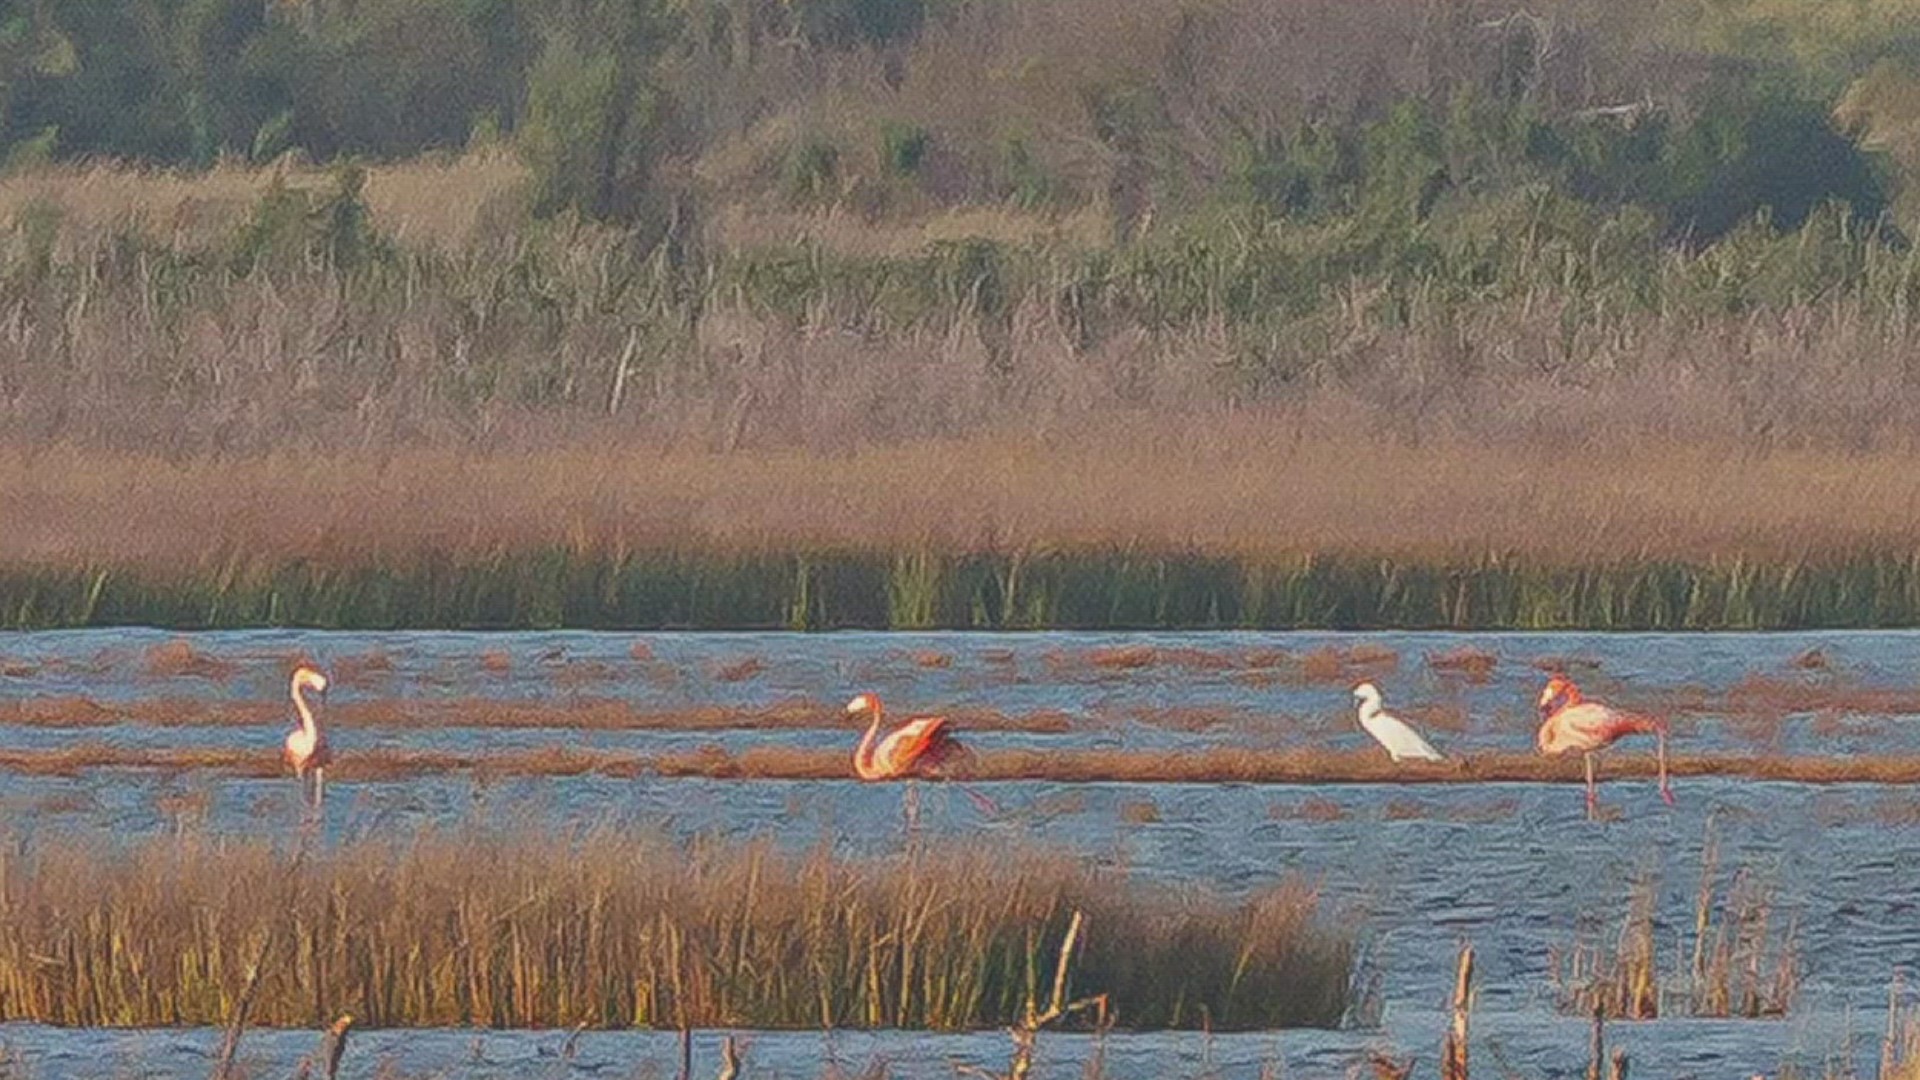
1352, 682, 1444, 762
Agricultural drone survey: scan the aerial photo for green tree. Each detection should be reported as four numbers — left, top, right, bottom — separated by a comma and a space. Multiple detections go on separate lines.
517, 0, 680, 224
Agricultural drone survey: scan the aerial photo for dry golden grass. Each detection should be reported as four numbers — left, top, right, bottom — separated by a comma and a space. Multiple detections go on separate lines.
11, 430, 1920, 576
0, 151, 526, 253
0, 828, 1351, 1030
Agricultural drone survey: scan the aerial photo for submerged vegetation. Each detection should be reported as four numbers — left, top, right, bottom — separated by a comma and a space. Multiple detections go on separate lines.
11, 1, 1920, 627
0, 829, 1351, 1031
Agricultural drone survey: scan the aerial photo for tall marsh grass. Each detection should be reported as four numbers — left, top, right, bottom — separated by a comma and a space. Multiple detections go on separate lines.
1550, 838, 1799, 1020
13, 149, 1920, 628
9, 545, 1920, 630
0, 829, 1352, 1031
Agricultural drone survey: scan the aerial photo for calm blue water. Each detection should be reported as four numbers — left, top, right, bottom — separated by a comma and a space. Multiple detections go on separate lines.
3, 629, 1918, 1078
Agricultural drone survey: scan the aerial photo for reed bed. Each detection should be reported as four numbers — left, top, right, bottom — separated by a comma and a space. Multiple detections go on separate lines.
7, 206, 1920, 632
1550, 838, 1799, 1020
11, 2, 1920, 637
0, 829, 1351, 1031
10, 744, 1920, 785
14, 544, 1920, 631
1884, 981, 1920, 1080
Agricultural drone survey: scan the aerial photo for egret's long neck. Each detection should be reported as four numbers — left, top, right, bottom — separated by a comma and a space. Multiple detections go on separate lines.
853, 703, 884, 774
1357, 697, 1381, 723
293, 680, 319, 738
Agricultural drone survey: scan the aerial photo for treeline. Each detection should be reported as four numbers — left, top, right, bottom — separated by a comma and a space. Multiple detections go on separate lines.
7, 0, 1920, 239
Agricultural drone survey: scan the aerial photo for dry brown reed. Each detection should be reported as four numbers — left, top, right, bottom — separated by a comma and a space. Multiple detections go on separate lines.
0, 828, 1351, 1030
1296, 645, 1401, 685
709, 657, 767, 682
141, 639, 239, 682
16, 436, 1920, 576
1427, 647, 1499, 683
1082, 645, 1158, 670
1884, 979, 1920, 1080
1789, 648, 1833, 672
1382, 798, 1429, 821
1551, 838, 1799, 1020
331, 650, 397, 682
1720, 676, 1920, 720
1268, 797, 1349, 822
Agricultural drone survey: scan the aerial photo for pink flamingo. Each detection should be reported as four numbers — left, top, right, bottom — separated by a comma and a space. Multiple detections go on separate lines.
284, 666, 332, 809
846, 693, 996, 822
1536, 673, 1673, 819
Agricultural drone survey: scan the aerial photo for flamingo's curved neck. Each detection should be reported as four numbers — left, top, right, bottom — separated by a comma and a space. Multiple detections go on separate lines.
853, 701, 885, 776
292, 678, 320, 739
1542, 682, 1582, 719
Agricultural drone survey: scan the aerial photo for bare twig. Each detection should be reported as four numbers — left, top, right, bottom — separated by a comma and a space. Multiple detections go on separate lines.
210, 934, 272, 1080
1441, 945, 1474, 1080
607, 326, 639, 416
963, 912, 1101, 1080
1573, 99, 1658, 126
212, 838, 313, 1080
543, 1019, 590, 1080
1030, 910, 1086, 1027
1586, 1003, 1605, 1080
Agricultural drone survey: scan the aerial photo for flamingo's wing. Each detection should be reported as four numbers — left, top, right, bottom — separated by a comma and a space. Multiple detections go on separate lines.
284, 729, 310, 772
284, 726, 333, 773
1538, 702, 1621, 753
1365, 712, 1444, 761
877, 717, 958, 775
